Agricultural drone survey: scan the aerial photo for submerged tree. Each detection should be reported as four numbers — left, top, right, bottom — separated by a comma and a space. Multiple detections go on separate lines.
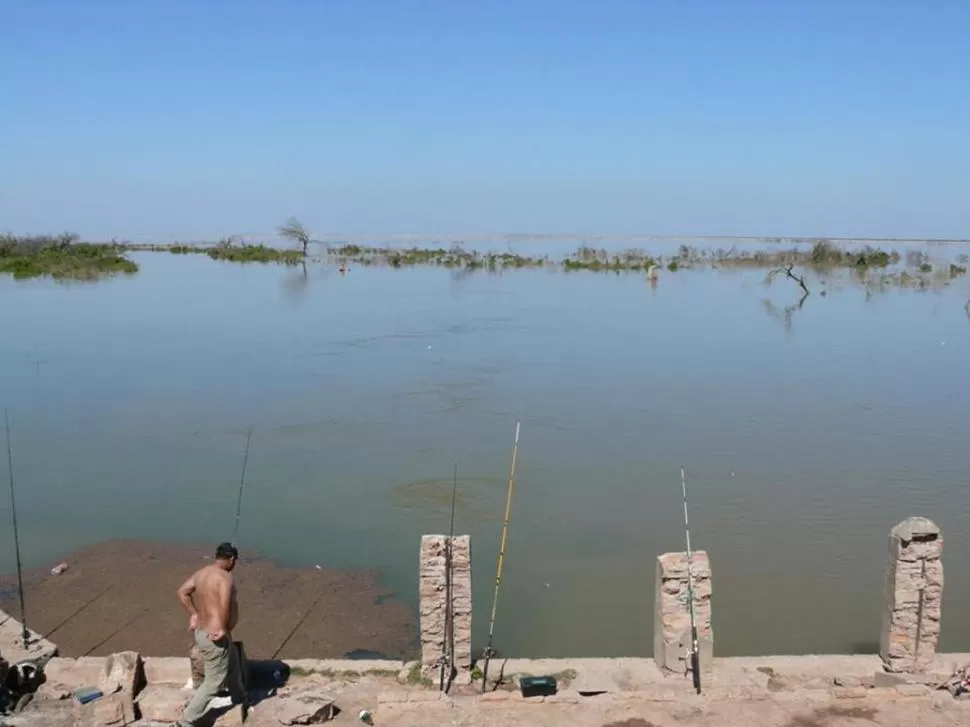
278, 217, 312, 257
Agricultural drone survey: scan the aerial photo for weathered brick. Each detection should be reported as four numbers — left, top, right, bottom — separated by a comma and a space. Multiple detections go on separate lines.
880, 518, 943, 673
654, 551, 713, 680
419, 535, 472, 669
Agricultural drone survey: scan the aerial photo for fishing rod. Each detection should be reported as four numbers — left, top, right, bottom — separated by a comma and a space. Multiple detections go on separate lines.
680, 466, 701, 695
439, 462, 458, 693
231, 426, 253, 548
481, 419, 521, 693
5, 409, 30, 648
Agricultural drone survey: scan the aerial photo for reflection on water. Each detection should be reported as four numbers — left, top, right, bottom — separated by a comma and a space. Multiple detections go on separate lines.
1, 245, 970, 658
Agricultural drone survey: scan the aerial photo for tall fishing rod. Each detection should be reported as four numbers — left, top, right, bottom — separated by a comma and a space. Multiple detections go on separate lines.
231, 426, 253, 548
439, 462, 458, 693
5, 409, 30, 648
481, 419, 521, 693
680, 466, 701, 695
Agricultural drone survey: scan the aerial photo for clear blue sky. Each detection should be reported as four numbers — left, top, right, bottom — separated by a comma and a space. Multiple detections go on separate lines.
2, 0, 968, 241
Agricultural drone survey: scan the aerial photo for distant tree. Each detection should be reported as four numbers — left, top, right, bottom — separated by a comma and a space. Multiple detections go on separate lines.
278, 217, 312, 257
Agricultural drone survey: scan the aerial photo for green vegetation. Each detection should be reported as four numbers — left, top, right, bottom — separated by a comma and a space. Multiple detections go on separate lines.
289, 665, 399, 679
331, 244, 547, 271
809, 240, 896, 268
563, 246, 657, 272
711, 241, 899, 271
140, 239, 302, 264
406, 662, 433, 688
470, 665, 483, 682
0, 233, 138, 280
16, 232, 964, 302
206, 243, 303, 264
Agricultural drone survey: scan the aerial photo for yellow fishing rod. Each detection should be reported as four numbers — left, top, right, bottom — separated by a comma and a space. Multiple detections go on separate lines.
481, 419, 521, 692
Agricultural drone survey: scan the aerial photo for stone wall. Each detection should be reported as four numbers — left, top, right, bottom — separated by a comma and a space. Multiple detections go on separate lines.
419, 534, 472, 669
654, 551, 713, 678
880, 517, 943, 673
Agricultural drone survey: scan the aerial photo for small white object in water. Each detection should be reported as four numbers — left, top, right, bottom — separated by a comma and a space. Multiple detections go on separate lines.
427, 345, 432, 350
315, 564, 322, 570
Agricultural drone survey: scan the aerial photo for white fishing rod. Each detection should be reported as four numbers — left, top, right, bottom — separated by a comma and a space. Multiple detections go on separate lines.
681, 466, 701, 694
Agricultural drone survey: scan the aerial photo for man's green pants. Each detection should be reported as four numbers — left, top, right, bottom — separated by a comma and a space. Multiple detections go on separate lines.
178, 628, 246, 726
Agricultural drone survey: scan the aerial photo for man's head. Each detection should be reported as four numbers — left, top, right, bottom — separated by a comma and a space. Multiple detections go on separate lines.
215, 542, 238, 571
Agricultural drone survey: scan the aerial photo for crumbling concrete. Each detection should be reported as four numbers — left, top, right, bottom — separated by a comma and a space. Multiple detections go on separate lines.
0, 608, 57, 665
13, 653, 970, 727
137, 683, 191, 721
880, 517, 943, 673
143, 656, 192, 686
654, 551, 713, 678
274, 689, 337, 724
88, 690, 136, 726
99, 650, 144, 697
419, 534, 472, 669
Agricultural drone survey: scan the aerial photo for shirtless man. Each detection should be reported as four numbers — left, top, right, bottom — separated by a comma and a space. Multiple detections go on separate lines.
175, 542, 246, 726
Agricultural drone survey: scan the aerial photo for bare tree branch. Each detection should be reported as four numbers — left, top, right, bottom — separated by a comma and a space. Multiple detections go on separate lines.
767, 263, 810, 296
278, 217, 311, 257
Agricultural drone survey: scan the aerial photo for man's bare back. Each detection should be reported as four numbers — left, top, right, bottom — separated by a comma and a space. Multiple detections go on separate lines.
178, 544, 239, 640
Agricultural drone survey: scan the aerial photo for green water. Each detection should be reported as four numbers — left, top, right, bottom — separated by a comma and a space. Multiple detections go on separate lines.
2, 244, 969, 657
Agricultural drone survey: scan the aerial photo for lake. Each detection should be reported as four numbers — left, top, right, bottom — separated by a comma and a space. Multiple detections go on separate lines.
1, 241, 969, 658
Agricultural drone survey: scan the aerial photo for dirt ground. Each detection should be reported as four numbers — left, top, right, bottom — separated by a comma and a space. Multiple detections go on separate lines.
0, 539, 417, 659
376, 698, 970, 727
10, 686, 970, 727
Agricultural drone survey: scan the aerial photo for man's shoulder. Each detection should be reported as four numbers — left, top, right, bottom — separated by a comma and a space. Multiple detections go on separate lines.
193, 564, 225, 582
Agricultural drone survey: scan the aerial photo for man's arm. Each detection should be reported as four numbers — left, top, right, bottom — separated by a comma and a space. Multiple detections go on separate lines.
209, 575, 232, 642
177, 573, 199, 630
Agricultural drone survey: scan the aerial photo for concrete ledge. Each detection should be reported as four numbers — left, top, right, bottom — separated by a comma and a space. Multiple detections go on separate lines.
0, 608, 58, 665
42, 657, 105, 689
29, 653, 970, 697
143, 656, 191, 686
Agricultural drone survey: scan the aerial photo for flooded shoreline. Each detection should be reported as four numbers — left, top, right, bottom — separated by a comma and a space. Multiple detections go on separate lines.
0, 540, 417, 659
2, 249, 969, 658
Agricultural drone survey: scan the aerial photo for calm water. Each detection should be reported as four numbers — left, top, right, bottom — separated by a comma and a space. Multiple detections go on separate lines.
1, 244, 969, 657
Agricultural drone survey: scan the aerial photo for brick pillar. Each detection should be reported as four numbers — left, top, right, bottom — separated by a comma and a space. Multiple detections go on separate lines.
654, 551, 713, 678
880, 517, 943, 673
419, 535, 472, 669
